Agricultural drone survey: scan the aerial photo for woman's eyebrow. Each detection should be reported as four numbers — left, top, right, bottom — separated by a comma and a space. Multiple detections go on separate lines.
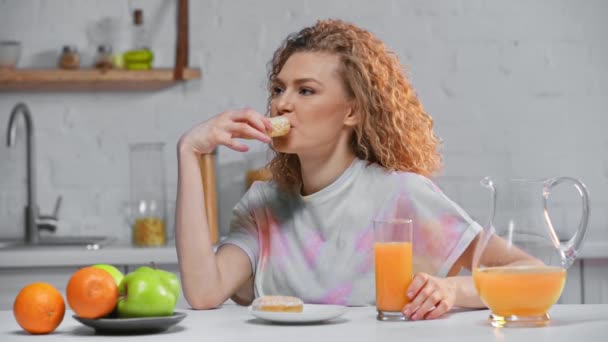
274, 77, 322, 86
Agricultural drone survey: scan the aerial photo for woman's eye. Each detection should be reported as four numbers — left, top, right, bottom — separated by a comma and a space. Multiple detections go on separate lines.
299, 87, 314, 95
272, 86, 284, 96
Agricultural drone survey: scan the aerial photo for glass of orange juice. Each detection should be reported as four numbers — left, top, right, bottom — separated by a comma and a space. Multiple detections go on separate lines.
374, 219, 413, 321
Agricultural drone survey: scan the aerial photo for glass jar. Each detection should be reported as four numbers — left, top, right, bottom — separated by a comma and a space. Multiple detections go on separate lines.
128, 199, 167, 247
94, 45, 113, 70
128, 142, 167, 247
58, 45, 80, 69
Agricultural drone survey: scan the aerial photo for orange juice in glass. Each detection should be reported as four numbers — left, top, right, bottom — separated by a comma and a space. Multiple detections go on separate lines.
374, 219, 413, 321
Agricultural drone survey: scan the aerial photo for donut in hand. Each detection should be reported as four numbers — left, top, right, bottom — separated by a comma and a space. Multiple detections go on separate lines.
269, 116, 290, 137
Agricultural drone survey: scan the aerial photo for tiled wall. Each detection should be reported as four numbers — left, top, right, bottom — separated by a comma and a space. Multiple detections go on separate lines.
1, 0, 606, 244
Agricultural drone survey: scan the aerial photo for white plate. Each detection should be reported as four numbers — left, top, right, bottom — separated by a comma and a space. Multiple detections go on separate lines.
248, 304, 347, 323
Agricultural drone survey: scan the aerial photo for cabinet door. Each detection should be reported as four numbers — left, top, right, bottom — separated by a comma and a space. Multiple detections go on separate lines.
582, 259, 608, 304
559, 260, 582, 304
0, 266, 80, 310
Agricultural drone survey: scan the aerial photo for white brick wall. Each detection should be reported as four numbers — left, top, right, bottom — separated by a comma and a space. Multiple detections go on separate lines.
0, 0, 606, 245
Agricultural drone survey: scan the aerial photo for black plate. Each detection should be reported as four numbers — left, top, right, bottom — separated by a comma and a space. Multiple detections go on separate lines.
73, 311, 187, 334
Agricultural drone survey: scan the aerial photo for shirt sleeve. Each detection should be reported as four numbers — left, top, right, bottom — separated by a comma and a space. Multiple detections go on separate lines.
217, 183, 261, 276
388, 173, 482, 277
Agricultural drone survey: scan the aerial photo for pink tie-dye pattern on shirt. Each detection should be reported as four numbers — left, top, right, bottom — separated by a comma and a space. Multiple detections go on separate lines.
318, 283, 353, 305
438, 214, 465, 257
416, 215, 462, 258
303, 231, 324, 268
257, 209, 291, 272
355, 228, 374, 274
387, 192, 417, 222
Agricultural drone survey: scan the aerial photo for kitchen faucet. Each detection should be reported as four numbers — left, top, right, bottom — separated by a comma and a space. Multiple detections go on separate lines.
6, 102, 60, 244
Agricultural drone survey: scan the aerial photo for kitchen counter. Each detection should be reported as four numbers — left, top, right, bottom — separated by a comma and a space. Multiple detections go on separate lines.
1, 304, 607, 341
1, 240, 607, 269
0, 243, 178, 268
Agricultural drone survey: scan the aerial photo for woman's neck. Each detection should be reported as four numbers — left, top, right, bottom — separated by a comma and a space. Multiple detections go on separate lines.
298, 134, 356, 196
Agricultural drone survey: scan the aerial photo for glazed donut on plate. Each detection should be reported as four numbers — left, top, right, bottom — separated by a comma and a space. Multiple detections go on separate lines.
251, 295, 303, 313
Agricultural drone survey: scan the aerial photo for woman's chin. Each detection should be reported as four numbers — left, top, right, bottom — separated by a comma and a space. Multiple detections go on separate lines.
271, 138, 294, 153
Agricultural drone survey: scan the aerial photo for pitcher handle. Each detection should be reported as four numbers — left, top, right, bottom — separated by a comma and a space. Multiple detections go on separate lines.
542, 177, 590, 268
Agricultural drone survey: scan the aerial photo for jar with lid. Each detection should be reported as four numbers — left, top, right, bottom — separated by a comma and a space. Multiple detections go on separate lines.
58, 45, 80, 69
94, 45, 113, 70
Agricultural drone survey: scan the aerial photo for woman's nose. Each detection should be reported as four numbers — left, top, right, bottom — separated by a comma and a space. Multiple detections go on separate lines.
275, 92, 295, 114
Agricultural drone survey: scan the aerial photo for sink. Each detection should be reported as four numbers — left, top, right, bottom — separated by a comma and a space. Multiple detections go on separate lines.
0, 236, 112, 250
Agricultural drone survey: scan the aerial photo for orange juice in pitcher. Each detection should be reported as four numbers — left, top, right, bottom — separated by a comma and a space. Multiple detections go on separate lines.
473, 266, 566, 318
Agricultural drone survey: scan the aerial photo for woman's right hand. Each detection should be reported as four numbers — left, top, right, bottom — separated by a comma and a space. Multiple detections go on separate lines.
178, 108, 273, 155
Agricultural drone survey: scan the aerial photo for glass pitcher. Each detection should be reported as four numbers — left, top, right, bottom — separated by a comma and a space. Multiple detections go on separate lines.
472, 177, 589, 328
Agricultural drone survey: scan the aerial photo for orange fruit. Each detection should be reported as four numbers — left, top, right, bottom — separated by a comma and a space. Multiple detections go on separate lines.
66, 266, 118, 319
13, 282, 65, 334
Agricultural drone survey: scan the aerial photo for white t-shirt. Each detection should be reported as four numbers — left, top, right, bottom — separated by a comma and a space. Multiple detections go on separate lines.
219, 158, 482, 306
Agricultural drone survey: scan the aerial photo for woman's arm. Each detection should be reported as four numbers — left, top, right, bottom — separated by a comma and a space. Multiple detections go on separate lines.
176, 148, 253, 309
175, 109, 271, 309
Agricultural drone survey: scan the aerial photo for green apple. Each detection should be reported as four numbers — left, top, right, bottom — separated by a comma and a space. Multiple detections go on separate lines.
92, 264, 124, 286
117, 266, 181, 318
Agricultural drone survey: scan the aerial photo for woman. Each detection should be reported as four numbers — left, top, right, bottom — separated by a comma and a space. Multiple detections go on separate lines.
176, 19, 531, 320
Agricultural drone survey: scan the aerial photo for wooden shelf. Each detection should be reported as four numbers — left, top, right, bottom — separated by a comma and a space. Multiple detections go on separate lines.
1, 0, 194, 92
0, 68, 201, 91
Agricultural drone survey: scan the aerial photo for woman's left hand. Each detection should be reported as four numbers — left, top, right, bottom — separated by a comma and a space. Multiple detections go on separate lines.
402, 273, 456, 320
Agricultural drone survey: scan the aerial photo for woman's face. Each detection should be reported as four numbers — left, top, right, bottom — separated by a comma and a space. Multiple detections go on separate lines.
270, 51, 357, 155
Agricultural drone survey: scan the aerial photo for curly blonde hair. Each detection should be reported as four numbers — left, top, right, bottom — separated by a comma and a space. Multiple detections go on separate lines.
267, 19, 442, 192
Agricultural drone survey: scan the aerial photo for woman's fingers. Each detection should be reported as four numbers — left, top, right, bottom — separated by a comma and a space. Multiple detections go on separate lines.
407, 273, 429, 300
411, 291, 441, 320
229, 122, 271, 143
193, 108, 272, 153
424, 300, 450, 320
215, 131, 250, 152
401, 273, 455, 320
403, 286, 433, 319
231, 109, 271, 135
402, 274, 430, 318
262, 117, 272, 132
224, 139, 249, 152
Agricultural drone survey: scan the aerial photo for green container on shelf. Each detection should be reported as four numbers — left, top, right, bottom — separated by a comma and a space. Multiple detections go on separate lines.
124, 49, 154, 70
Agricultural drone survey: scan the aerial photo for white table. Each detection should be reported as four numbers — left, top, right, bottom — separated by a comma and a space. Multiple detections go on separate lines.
1, 304, 607, 341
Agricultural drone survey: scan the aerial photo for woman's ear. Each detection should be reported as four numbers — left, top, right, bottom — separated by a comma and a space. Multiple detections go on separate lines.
343, 105, 361, 127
